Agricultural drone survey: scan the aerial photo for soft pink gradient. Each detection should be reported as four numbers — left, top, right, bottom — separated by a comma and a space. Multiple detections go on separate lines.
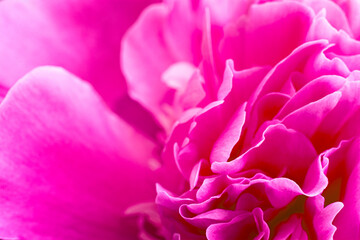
0, 0, 160, 239
0, 67, 158, 239
0, 0, 157, 110
1, 0, 360, 239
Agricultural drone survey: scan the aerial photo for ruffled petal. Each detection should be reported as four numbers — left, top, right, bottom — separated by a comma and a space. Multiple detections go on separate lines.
206, 208, 270, 240
212, 124, 317, 181
305, 195, 343, 240
331, 139, 360, 239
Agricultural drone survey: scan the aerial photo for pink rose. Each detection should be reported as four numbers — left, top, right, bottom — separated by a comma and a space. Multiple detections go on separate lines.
1, 0, 360, 239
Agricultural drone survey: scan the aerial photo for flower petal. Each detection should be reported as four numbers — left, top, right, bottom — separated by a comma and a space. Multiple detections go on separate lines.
220, 1, 314, 70
335, 0, 360, 39
0, 67, 157, 239
305, 195, 343, 240
212, 124, 317, 183
121, 1, 199, 127
332, 139, 360, 239
206, 208, 269, 240
0, 0, 156, 109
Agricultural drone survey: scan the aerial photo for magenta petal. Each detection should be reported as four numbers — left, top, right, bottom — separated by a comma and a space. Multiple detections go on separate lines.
248, 40, 329, 110
321, 138, 360, 239
276, 75, 346, 120
155, 184, 197, 239
305, 0, 352, 34
301, 47, 350, 83
180, 207, 242, 229
306, 196, 343, 240
176, 100, 225, 179
212, 124, 317, 181
206, 208, 269, 240
210, 103, 246, 164
218, 60, 270, 102
282, 91, 341, 138
0, 67, 157, 239
317, 81, 360, 140
307, 10, 360, 54
265, 178, 303, 209
159, 108, 201, 193
122, 4, 173, 125
0, 0, 156, 109
333, 143, 360, 239
121, 1, 199, 127
243, 93, 290, 150
199, 0, 254, 25
220, 1, 314, 70
273, 215, 308, 240
302, 154, 329, 196
199, 8, 223, 101
330, 53, 360, 72
337, 0, 360, 39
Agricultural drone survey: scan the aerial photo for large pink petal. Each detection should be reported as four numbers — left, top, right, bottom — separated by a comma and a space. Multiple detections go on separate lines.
0, 0, 157, 109
0, 67, 157, 239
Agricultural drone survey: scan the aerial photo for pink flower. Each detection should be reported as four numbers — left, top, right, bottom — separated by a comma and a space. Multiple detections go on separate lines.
1, 0, 360, 239
123, 0, 360, 239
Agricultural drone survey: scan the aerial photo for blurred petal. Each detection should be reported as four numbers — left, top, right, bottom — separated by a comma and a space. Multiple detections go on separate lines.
335, 0, 360, 39
304, 0, 351, 34
0, 67, 157, 239
121, 1, 199, 128
0, 0, 157, 109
